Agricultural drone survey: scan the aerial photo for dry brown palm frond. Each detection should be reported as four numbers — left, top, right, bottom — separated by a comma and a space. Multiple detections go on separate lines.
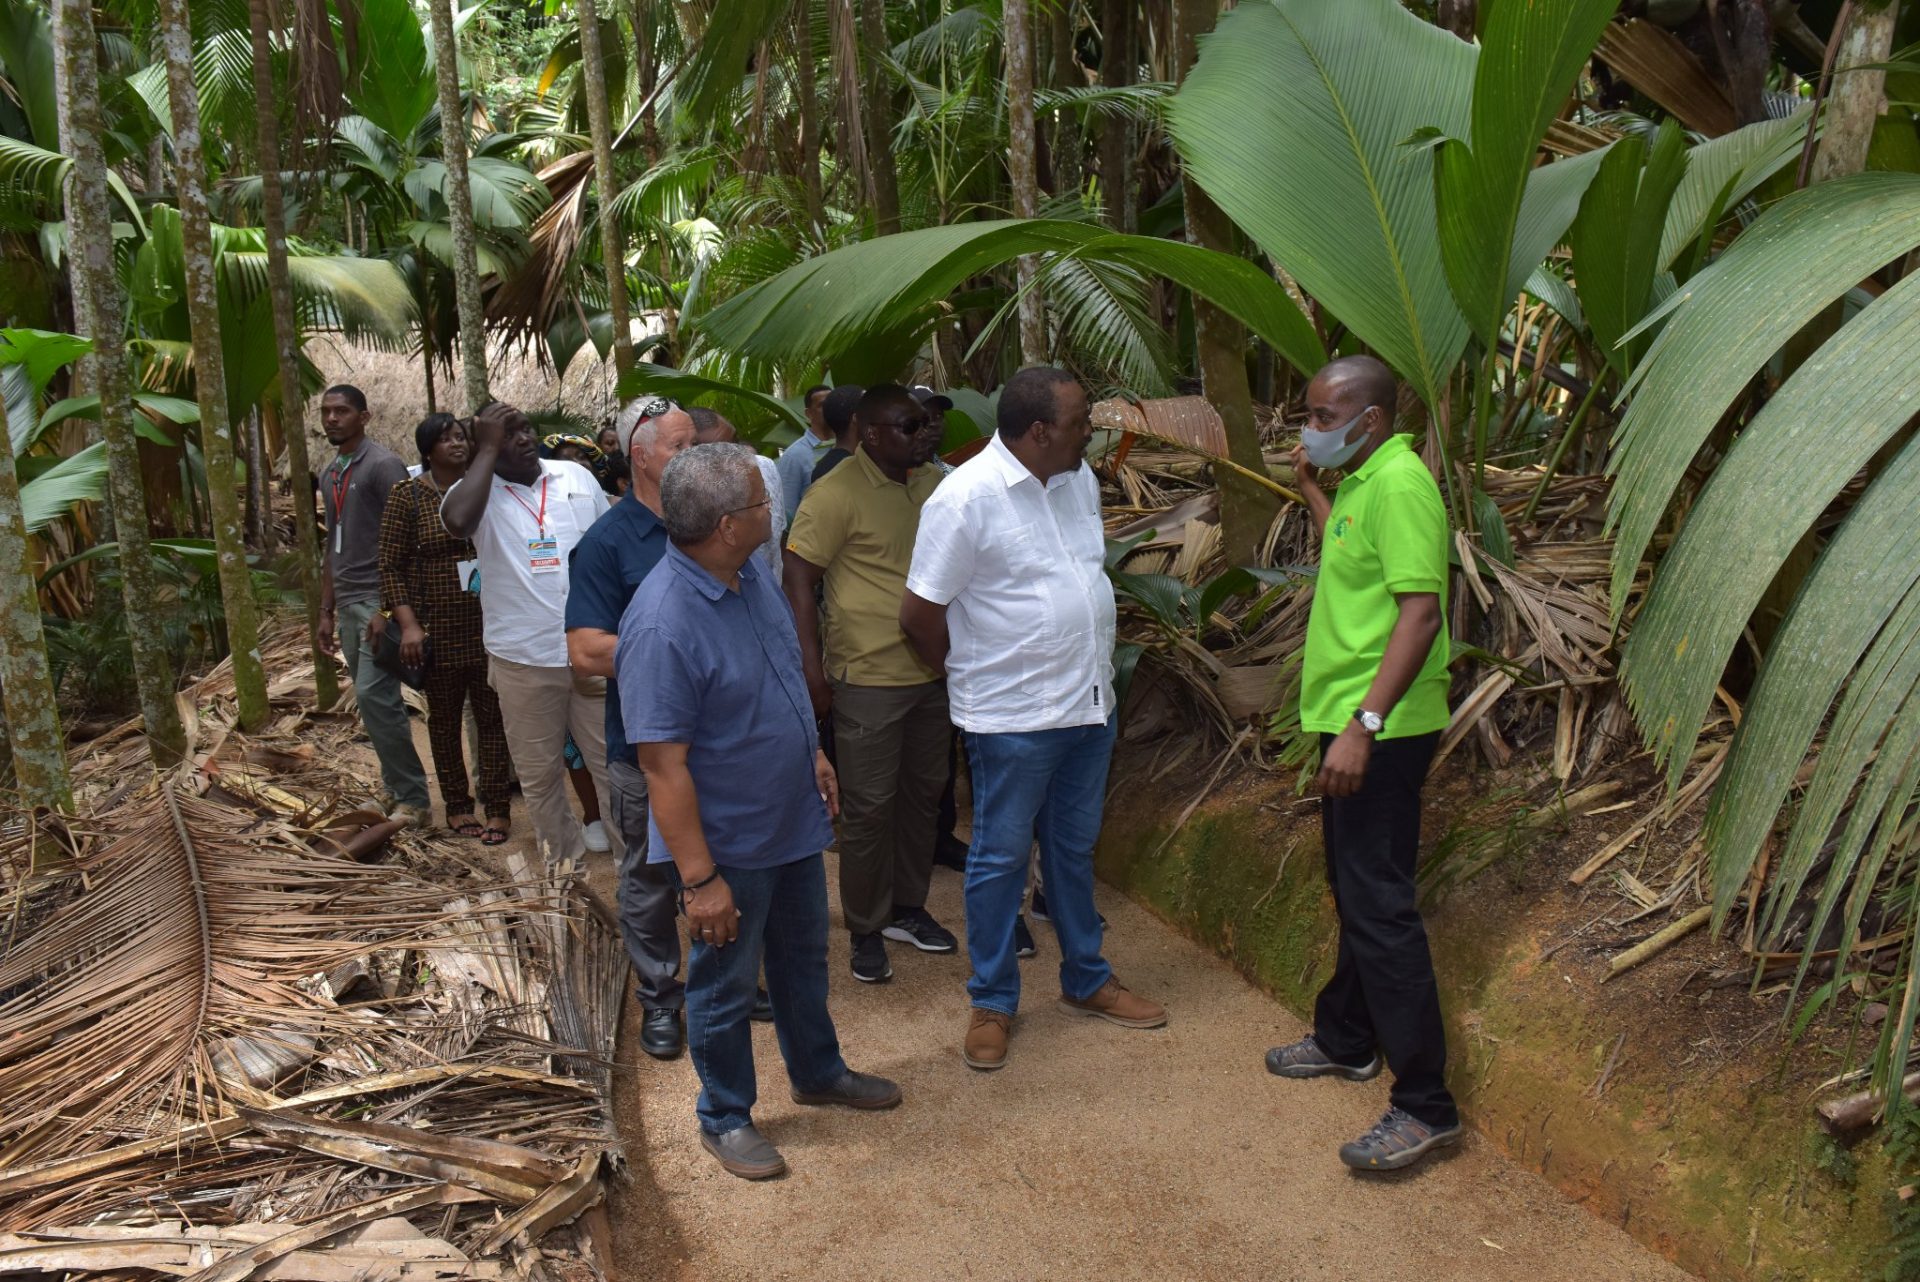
0, 784, 553, 1172
488, 150, 598, 356
1595, 19, 1738, 137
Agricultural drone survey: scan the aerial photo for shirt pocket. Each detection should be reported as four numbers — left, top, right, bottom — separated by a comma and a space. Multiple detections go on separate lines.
1000, 523, 1050, 575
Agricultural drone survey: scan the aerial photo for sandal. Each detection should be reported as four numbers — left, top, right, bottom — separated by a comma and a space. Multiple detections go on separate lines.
481, 822, 511, 847
449, 815, 484, 839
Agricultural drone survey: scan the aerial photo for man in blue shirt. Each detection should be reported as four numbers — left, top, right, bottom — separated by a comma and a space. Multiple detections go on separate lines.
619, 442, 902, 1181
566, 399, 693, 1059
775, 383, 835, 520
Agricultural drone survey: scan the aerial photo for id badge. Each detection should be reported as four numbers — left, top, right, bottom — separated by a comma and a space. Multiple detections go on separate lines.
527, 537, 561, 574
456, 558, 479, 592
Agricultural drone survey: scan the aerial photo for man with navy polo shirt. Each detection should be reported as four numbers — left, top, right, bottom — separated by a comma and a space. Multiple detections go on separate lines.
620, 443, 901, 1181
566, 398, 692, 1059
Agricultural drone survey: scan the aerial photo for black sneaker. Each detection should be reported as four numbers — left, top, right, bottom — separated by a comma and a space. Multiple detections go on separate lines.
882, 907, 958, 953
850, 931, 892, 983
1014, 913, 1037, 959
751, 987, 773, 1022
1029, 889, 1105, 930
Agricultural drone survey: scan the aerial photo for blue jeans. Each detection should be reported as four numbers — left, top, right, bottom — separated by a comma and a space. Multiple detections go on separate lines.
964, 716, 1117, 1016
685, 853, 847, 1135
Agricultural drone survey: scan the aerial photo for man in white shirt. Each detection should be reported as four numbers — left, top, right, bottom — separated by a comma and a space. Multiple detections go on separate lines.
442, 401, 613, 864
900, 367, 1167, 1073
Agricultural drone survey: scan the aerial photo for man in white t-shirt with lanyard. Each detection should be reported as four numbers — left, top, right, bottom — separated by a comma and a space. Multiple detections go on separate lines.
442, 401, 612, 864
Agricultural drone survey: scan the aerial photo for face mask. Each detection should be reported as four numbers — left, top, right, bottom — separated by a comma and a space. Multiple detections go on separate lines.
1301, 406, 1376, 470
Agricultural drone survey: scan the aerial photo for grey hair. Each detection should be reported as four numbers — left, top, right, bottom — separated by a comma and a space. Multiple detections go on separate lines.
614, 395, 678, 455
660, 442, 759, 543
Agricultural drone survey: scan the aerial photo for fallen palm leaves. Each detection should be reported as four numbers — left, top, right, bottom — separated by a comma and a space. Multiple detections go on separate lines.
0, 624, 624, 1282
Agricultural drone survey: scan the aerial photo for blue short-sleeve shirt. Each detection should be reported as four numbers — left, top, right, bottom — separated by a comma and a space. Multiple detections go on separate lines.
566, 493, 673, 766
615, 544, 831, 868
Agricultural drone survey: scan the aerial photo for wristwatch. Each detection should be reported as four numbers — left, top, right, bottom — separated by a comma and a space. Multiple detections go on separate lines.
1353, 708, 1384, 736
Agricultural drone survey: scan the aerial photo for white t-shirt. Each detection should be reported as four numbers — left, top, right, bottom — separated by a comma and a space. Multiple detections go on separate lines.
905, 433, 1115, 734
753, 455, 786, 588
442, 460, 609, 667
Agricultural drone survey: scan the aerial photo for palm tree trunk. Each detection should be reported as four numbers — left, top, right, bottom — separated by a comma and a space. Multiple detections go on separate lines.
795, 0, 825, 229
831, 0, 869, 209
1097, 0, 1135, 233
1003, 0, 1047, 364
1173, 0, 1276, 566
629, 0, 661, 166
857, 0, 900, 234
1050, 0, 1083, 199
1810, 0, 1900, 184
248, 0, 338, 709
425, 0, 490, 410
157, 0, 270, 732
0, 427, 68, 813
576, 0, 636, 377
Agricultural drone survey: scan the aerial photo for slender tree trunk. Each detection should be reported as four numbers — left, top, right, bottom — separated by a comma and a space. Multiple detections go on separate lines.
425, 0, 490, 409
0, 426, 68, 812
1810, 0, 1900, 184
1173, 0, 1277, 566
630, 0, 661, 166
157, 0, 269, 731
1098, 0, 1135, 232
1004, 0, 1047, 363
576, 0, 636, 377
249, 0, 338, 709
795, 1, 825, 229
1050, 0, 1083, 199
857, 0, 900, 234
831, 0, 869, 209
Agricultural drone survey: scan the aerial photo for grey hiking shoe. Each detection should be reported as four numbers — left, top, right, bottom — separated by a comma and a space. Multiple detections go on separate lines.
1339, 1106, 1463, 1172
1264, 1035, 1382, 1081
699, 1123, 787, 1180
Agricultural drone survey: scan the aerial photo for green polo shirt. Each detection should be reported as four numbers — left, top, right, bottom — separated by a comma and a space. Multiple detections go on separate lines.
1301, 434, 1451, 738
786, 445, 942, 687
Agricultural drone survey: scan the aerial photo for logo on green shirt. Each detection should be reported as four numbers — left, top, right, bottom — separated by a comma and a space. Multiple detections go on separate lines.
1332, 514, 1353, 547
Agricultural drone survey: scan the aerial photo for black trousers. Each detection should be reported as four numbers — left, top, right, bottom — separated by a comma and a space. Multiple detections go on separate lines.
1312, 731, 1457, 1128
606, 758, 685, 1011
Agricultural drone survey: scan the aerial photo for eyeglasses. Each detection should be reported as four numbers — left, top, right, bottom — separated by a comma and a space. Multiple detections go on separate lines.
725, 498, 771, 518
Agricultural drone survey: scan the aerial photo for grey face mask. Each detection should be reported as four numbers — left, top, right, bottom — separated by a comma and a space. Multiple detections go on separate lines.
1300, 405, 1377, 470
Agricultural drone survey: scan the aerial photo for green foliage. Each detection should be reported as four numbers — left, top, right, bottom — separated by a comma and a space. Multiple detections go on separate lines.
701, 218, 1325, 386
1883, 1106, 1920, 1281
1567, 119, 1688, 380
1426, 0, 1615, 349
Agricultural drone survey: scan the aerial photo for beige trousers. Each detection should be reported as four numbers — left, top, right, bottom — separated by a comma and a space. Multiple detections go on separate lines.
487, 655, 614, 864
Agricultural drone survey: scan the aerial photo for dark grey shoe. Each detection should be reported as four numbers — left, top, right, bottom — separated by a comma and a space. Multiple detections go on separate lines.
790, 1069, 903, 1110
1014, 913, 1037, 959
882, 906, 958, 953
1264, 1035, 1382, 1081
699, 1123, 787, 1180
1339, 1107, 1464, 1172
851, 931, 892, 983
751, 987, 774, 1021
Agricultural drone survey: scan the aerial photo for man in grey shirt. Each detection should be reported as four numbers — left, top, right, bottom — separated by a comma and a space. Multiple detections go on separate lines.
316, 384, 430, 825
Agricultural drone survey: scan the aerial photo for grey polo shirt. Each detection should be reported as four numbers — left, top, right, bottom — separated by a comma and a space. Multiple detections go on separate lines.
322, 438, 410, 606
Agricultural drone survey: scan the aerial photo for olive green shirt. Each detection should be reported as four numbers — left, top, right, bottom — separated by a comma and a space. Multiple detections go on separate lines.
1300, 434, 1452, 738
786, 446, 942, 687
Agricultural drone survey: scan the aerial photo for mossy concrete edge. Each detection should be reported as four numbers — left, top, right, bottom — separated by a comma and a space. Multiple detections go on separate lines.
1096, 785, 1894, 1281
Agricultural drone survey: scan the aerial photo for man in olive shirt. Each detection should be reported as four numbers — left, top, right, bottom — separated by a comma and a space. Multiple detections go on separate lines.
785, 385, 957, 984
1265, 355, 1460, 1173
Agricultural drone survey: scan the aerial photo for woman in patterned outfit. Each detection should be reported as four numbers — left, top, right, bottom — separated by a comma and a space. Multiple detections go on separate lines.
378, 414, 513, 843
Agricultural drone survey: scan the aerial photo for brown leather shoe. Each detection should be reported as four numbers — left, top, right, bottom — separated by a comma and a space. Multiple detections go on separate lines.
1060, 977, 1168, 1028
963, 1007, 1012, 1070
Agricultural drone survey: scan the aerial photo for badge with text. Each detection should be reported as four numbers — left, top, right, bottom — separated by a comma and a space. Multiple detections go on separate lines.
527, 537, 561, 573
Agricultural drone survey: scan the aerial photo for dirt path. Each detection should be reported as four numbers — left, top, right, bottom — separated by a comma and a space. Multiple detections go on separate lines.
393, 716, 1688, 1280
593, 860, 1693, 1282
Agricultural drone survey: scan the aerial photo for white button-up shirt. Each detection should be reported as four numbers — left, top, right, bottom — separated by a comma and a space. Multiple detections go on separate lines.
443, 460, 609, 667
905, 432, 1115, 734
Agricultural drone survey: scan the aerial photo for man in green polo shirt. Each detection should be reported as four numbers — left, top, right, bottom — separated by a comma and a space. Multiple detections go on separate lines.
785, 384, 959, 984
1264, 354, 1462, 1173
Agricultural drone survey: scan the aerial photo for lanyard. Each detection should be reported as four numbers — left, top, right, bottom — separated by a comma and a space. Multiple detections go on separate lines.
500, 474, 550, 535
329, 455, 357, 553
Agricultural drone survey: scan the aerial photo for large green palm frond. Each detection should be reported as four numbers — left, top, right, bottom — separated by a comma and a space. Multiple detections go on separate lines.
672, 0, 792, 132
1164, 0, 1472, 410
1608, 173, 1920, 1101
700, 219, 1324, 387
1606, 174, 1920, 621
1032, 253, 1172, 397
